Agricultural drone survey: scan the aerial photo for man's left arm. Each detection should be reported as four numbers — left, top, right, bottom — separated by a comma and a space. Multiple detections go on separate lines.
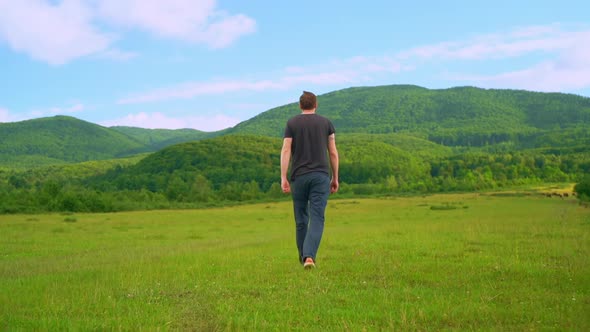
328, 133, 339, 193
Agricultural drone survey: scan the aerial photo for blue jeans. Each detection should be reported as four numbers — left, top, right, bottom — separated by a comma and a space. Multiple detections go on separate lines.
291, 172, 331, 263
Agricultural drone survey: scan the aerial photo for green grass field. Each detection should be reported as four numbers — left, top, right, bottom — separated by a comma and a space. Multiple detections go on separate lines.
1, 193, 589, 330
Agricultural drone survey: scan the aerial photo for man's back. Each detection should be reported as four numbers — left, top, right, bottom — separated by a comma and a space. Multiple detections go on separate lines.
284, 114, 335, 181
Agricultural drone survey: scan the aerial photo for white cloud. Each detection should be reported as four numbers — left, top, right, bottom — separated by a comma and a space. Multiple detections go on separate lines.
0, 107, 32, 122
198, 12, 256, 48
51, 103, 85, 114
0, 0, 255, 65
448, 45, 590, 92
1, 103, 90, 123
97, 48, 139, 61
442, 28, 590, 92
117, 73, 355, 104
508, 24, 561, 38
0, 107, 13, 122
117, 21, 590, 98
96, 0, 256, 48
118, 80, 279, 104
100, 112, 241, 131
26, 102, 86, 119
117, 56, 406, 104
0, 0, 112, 65
283, 25, 590, 95
98, 23, 590, 107
397, 24, 589, 61
227, 103, 270, 111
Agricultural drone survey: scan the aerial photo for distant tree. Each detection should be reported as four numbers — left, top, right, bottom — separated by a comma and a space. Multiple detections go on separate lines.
189, 175, 214, 202
574, 176, 590, 201
241, 180, 261, 201
219, 182, 244, 201
266, 182, 283, 199
383, 175, 399, 192
165, 172, 190, 201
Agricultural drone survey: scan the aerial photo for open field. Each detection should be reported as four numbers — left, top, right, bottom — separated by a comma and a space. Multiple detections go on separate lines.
1, 193, 589, 330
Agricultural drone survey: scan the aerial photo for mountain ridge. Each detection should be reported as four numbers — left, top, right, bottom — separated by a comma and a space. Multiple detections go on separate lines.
0, 116, 215, 167
1, 84, 590, 167
2, 85, 589, 212
228, 85, 590, 139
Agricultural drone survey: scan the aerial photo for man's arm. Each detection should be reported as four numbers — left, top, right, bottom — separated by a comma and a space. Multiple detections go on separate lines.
280, 137, 292, 193
328, 133, 339, 193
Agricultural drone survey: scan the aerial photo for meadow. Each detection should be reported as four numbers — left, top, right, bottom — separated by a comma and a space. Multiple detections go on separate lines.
1, 193, 589, 330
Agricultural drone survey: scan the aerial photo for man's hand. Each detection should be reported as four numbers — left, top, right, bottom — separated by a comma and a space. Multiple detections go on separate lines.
281, 178, 291, 194
330, 178, 339, 194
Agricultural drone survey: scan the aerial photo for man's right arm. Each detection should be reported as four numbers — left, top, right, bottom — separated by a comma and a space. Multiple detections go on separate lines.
280, 137, 292, 193
328, 133, 339, 193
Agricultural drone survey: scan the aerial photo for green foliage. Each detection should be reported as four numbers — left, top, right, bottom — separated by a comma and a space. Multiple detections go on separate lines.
0, 134, 587, 213
0, 155, 152, 213
574, 175, 590, 201
340, 133, 452, 159
93, 135, 281, 194
338, 137, 429, 186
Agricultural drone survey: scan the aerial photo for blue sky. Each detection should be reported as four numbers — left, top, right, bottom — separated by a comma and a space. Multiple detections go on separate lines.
1, 0, 589, 131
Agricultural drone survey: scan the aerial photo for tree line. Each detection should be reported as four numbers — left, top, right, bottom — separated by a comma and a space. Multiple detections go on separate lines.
1, 136, 587, 213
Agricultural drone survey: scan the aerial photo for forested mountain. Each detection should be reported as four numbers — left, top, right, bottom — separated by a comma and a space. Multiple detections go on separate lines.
3, 85, 589, 167
1, 84, 589, 213
229, 85, 590, 148
80, 85, 590, 208
0, 116, 146, 167
0, 116, 214, 167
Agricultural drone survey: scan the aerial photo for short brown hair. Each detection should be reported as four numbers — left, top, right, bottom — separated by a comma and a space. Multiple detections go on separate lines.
299, 91, 317, 111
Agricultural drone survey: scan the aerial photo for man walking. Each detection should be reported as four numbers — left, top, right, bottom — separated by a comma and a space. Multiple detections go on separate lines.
280, 91, 339, 269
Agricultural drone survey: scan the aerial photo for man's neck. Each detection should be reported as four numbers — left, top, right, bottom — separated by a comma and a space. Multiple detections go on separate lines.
301, 109, 316, 115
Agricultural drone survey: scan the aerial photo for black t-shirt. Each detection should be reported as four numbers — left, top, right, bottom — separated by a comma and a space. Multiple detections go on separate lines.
283, 114, 335, 181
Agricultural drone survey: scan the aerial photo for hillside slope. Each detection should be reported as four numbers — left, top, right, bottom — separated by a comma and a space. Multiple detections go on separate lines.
0, 117, 218, 167
229, 85, 590, 147
88, 133, 441, 195
109, 126, 217, 153
0, 116, 145, 166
